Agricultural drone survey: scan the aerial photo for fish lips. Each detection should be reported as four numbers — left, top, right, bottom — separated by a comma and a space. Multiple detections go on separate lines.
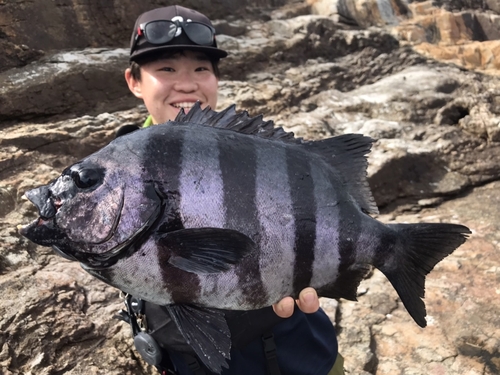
20, 187, 83, 262
19, 215, 66, 246
25, 185, 57, 219
19, 185, 66, 247
19, 216, 77, 262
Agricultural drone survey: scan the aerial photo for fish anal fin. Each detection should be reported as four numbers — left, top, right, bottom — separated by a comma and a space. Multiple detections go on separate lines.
317, 264, 372, 301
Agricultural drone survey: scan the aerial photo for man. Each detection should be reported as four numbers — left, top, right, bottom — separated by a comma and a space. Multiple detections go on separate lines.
118, 5, 344, 375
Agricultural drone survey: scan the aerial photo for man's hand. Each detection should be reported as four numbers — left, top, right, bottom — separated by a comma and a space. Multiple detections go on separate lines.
272, 287, 320, 318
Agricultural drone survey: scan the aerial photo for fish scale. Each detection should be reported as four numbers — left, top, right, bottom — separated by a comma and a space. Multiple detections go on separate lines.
255, 141, 296, 304
217, 132, 268, 307
179, 126, 225, 228
286, 146, 318, 294
19, 103, 472, 374
309, 160, 341, 288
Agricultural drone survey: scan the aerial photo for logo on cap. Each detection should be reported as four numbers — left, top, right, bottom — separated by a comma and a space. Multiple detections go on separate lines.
171, 16, 194, 38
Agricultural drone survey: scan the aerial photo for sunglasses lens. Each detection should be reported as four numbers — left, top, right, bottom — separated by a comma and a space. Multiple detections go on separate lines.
183, 22, 214, 46
144, 21, 177, 44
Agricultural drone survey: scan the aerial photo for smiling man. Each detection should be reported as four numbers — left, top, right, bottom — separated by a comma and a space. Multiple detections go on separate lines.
124, 5, 225, 126
125, 49, 220, 123
117, 5, 344, 375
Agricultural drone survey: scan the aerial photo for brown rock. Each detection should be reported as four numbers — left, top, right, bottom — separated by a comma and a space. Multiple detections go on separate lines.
413, 41, 500, 75
336, 0, 411, 27
393, 2, 500, 74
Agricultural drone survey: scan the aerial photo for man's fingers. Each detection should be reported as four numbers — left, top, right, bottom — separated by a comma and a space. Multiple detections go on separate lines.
296, 287, 320, 314
272, 296, 295, 318
273, 288, 320, 318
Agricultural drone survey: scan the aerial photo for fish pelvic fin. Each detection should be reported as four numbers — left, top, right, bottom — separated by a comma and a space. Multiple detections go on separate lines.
304, 134, 379, 215
379, 223, 471, 327
166, 304, 231, 373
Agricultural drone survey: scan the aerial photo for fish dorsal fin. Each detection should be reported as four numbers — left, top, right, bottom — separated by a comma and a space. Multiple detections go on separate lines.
176, 105, 377, 214
174, 102, 302, 144
305, 134, 379, 215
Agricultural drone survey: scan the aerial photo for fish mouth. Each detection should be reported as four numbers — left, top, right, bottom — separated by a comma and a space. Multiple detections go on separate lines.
20, 181, 124, 247
21, 181, 164, 269
19, 184, 63, 245
18, 215, 67, 247
19, 216, 81, 263
20, 216, 53, 232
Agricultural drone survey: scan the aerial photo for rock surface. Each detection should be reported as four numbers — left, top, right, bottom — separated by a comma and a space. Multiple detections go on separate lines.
308, 0, 500, 75
0, 0, 288, 72
0, 1, 499, 374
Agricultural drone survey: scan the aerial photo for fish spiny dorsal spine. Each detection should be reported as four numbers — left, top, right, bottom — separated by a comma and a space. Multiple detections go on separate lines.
174, 102, 300, 143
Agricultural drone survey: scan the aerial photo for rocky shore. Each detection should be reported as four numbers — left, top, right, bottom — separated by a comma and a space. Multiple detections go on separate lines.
1, 1, 499, 374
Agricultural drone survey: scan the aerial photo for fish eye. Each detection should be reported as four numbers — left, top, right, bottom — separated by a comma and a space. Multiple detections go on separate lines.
71, 168, 101, 189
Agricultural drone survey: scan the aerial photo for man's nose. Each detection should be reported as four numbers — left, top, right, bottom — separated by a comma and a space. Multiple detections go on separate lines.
173, 73, 198, 92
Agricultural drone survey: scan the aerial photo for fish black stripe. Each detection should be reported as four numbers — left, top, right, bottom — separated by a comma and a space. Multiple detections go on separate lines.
218, 133, 268, 307
286, 147, 317, 295
146, 126, 201, 304
328, 191, 366, 301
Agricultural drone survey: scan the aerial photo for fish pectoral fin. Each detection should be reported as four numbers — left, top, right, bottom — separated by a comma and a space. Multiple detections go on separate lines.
158, 228, 255, 273
165, 304, 231, 374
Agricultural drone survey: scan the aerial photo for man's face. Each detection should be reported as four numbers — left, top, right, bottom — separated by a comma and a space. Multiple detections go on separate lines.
125, 50, 219, 124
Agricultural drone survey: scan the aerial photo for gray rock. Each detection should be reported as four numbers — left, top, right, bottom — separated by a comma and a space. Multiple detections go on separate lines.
0, 49, 137, 124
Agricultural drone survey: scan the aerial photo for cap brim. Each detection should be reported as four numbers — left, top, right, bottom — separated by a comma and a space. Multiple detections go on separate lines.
130, 44, 228, 62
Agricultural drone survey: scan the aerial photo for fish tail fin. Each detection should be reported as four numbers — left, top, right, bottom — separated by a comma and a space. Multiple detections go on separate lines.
379, 223, 471, 327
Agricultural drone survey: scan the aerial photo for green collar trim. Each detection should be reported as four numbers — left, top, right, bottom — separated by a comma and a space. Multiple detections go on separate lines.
143, 115, 153, 128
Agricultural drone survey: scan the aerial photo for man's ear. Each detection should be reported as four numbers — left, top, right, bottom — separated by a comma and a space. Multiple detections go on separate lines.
125, 68, 143, 99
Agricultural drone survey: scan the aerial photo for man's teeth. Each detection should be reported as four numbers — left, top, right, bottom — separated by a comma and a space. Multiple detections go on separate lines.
173, 102, 195, 109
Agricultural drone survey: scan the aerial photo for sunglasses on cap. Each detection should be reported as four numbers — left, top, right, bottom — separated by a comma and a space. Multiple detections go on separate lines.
131, 19, 216, 53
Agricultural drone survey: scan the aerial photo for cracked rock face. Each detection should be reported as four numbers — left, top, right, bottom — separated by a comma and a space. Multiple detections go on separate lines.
310, 0, 500, 75
1, 1, 499, 374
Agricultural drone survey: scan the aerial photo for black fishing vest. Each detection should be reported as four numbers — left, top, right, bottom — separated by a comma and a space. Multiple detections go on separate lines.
115, 294, 283, 375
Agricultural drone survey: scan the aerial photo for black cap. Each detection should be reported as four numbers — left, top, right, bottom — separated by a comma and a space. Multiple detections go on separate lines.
130, 5, 228, 62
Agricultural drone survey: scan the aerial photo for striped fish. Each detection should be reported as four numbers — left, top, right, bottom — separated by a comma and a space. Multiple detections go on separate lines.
20, 103, 471, 373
